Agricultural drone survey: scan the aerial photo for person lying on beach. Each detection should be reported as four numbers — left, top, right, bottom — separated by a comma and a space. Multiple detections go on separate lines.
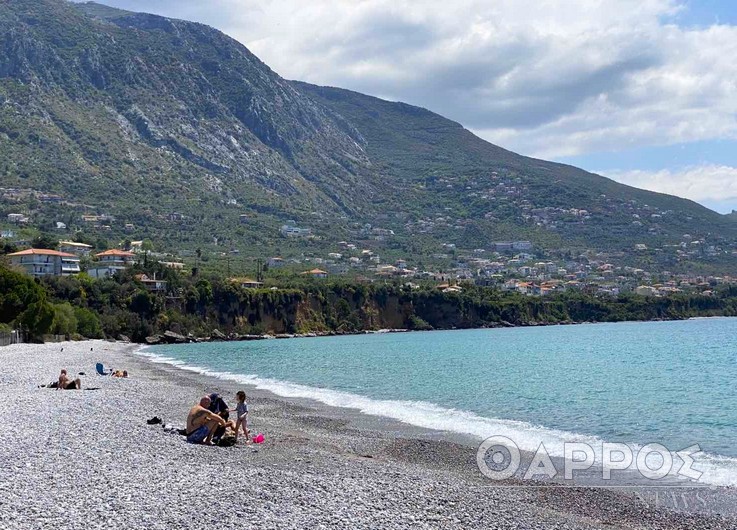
186, 396, 226, 445
234, 391, 250, 443
112, 370, 129, 378
57, 369, 81, 390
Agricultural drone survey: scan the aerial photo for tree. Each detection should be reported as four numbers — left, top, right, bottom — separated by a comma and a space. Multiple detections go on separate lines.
74, 306, 103, 338
95, 237, 109, 251
50, 302, 77, 336
31, 233, 58, 250
15, 300, 55, 341
0, 266, 45, 324
129, 290, 155, 317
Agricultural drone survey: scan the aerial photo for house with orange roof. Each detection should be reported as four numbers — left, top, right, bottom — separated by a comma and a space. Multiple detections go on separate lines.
7, 248, 80, 277
301, 268, 328, 279
88, 249, 136, 278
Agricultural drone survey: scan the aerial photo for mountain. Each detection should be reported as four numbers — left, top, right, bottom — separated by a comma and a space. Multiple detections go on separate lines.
1, 0, 735, 272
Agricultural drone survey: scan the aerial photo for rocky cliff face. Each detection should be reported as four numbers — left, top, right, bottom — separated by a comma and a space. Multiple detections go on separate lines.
0, 0, 377, 217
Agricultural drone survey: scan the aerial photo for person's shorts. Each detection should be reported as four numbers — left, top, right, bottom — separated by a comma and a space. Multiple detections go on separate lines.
186, 425, 209, 444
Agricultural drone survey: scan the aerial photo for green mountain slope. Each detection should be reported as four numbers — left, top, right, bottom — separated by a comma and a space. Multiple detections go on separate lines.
295, 82, 737, 250
0, 0, 735, 271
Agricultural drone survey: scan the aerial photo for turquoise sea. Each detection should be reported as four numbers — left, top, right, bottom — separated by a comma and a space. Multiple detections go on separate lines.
142, 317, 737, 486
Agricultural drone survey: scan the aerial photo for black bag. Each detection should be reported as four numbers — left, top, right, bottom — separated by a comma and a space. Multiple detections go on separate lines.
217, 435, 236, 447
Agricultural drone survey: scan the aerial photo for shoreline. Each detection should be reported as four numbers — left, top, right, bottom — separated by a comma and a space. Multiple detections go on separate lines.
141, 314, 729, 346
2, 340, 735, 529
138, 335, 737, 491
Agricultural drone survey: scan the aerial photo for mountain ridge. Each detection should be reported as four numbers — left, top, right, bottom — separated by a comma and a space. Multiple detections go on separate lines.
0, 0, 734, 272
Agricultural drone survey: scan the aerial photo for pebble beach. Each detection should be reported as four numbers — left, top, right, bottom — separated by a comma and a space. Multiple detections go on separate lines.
1, 340, 735, 530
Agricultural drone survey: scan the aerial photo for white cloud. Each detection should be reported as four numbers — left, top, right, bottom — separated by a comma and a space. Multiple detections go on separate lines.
207, 0, 737, 160
77, 1, 737, 163
604, 164, 737, 212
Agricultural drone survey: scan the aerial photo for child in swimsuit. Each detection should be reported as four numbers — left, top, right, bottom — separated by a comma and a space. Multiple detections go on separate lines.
234, 391, 249, 443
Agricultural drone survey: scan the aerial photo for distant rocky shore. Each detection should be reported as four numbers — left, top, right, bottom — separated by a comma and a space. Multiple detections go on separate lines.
141, 316, 675, 346
143, 327, 414, 345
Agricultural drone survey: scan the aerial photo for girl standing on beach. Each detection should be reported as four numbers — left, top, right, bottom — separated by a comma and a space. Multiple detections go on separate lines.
234, 391, 249, 443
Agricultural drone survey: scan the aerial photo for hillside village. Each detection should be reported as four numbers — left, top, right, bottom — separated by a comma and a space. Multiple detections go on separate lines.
2, 185, 736, 299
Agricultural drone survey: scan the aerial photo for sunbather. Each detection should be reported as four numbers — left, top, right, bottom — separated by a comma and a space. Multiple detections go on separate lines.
58, 369, 81, 390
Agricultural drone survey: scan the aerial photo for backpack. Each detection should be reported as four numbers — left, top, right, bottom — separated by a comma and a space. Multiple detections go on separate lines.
217, 435, 236, 447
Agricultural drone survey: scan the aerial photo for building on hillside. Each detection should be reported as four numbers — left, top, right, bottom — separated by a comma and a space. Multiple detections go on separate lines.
7, 213, 29, 224
512, 241, 533, 250
280, 224, 311, 238
301, 268, 328, 279
160, 261, 185, 270
231, 277, 264, 289
55, 222, 67, 230
635, 285, 659, 296
8, 248, 80, 277
135, 273, 167, 293
88, 249, 136, 278
492, 242, 514, 252
59, 241, 93, 256
1, 229, 15, 239
268, 257, 285, 268
38, 193, 62, 203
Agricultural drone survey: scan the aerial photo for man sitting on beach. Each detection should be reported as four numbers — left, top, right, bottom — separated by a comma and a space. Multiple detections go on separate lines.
186, 396, 226, 445
57, 369, 81, 390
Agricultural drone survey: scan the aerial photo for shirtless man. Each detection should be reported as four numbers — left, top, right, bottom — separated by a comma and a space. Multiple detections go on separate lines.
186, 396, 226, 445
57, 369, 81, 390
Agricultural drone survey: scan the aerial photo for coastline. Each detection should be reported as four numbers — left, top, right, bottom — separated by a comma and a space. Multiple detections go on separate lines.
142, 314, 726, 346
1, 340, 735, 529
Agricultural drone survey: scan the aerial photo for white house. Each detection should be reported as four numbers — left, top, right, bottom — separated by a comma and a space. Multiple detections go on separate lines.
8, 248, 80, 277
59, 241, 93, 256
88, 249, 136, 278
7, 213, 28, 224
135, 273, 167, 293
281, 225, 312, 237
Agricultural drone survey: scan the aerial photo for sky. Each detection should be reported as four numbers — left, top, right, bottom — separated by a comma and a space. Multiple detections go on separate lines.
72, 0, 737, 213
